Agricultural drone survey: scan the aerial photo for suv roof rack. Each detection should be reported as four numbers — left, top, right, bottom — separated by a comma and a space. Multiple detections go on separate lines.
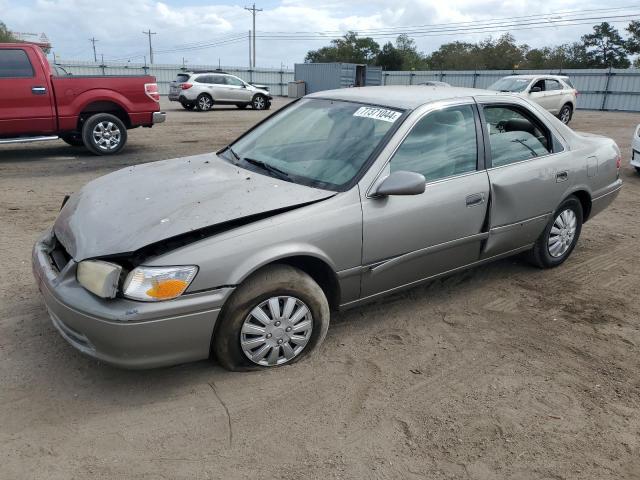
189, 69, 229, 75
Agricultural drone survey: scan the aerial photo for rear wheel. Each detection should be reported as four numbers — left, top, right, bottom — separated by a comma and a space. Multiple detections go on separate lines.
559, 104, 573, 124
528, 196, 583, 268
81, 113, 127, 156
213, 264, 330, 371
196, 94, 213, 111
60, 133, 84, 147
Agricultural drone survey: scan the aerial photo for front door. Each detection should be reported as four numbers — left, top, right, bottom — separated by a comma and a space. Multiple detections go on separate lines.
478, 101, 573, 257
224, 75, 252, 102
0, 48, 55, 136
360, 103, 490, 298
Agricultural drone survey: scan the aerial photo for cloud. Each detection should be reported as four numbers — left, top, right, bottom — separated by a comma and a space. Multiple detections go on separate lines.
0, 0, 633, 67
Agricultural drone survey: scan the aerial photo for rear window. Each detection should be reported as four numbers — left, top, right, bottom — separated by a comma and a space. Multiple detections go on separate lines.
175, 74, 190, 83
0, 49, 35, 78
562, 78, 575, 89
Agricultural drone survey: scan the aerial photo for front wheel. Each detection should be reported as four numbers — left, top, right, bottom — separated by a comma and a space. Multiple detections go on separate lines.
252, 94, 268, 110
559, 104, 573, 124
212, 265, 330, 371
81, 113, 127, 156
527, 196, 583, 268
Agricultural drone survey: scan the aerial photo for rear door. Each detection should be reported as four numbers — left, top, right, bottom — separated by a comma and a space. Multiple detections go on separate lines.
478, 99, 573, 257
544, 79, 564, 114
360, 101, 491, 298
0, 48, 55, 136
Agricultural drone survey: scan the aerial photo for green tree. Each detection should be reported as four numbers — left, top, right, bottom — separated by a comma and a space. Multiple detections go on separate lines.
426, 41, 478, 70
376, 42, 403, 70
626, 20, 640, 54
581, 22, 630, 68
0, 21, 17, 42
477, 34, 527, 69
394, 34, 427, 70
305, 32, 380, 64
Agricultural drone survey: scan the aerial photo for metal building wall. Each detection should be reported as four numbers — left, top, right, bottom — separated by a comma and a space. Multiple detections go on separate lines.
55, 60, 294, 96
382, 68, 640, 112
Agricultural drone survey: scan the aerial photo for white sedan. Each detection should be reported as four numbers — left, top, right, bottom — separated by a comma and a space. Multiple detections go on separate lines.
632, 125, 640, 174
487, 75, 578, 124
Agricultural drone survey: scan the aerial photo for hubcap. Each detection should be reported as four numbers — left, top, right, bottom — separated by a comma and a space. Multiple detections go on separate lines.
240, 296, 313, 367
254, 96, 265, 109
199, 97, 211, 110
548, 208, 577, 258
92, 121, 121, 151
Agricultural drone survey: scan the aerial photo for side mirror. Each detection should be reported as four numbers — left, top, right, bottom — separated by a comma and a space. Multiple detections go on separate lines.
374, 170, 426, 196
530, 86, 542, 93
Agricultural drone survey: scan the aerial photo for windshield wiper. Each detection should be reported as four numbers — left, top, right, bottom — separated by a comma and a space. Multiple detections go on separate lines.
224, 146, 240, 163
243, 157, 290, 180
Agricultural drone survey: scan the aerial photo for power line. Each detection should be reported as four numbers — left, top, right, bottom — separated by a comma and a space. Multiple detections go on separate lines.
245, 3, 263, 67
142, 29, 157, 64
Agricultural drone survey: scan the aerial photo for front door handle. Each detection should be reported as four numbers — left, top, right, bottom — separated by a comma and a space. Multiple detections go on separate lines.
556, 170, 569, 182
32, 86, 47, 95
466, 192, 485, 207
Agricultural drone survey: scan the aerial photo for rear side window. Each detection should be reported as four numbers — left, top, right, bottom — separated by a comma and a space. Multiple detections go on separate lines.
175, 74, 189, 83
0, 49, 34, 78
545, 79, 562, 91
194, 75, 211, 84
562, 78, 575, 89
483, 106, 552, 167
212, 75, 226, 85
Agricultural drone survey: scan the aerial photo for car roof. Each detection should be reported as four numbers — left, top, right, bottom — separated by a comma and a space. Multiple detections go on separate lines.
502, 74, 569, 80
306, 85, 502, 110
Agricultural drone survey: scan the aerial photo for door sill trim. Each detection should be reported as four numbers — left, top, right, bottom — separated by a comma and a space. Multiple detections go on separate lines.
0, 135, 59, 145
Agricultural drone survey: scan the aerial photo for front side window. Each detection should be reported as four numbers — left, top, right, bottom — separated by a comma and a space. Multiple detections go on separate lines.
228, 99, 402, 190
390, 105, 478, 181
225, 76, 245, 87
530, 79, 545, 92
483, 106, 552, 167
0, 49, 34, 78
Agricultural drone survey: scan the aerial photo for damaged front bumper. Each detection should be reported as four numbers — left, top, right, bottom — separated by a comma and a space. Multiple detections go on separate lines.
32, 228, 234, 369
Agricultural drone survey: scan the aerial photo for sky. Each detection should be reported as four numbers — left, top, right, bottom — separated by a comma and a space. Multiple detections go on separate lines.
1, 0, 639, 68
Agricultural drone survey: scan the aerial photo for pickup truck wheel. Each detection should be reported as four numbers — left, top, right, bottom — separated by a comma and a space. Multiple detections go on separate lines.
252, 94, 268, 110
60, 133, 84, 147
212, 264, 330, 371
527, 196, 583, 269
196, 94, 213, 111
82, 113, 127, 155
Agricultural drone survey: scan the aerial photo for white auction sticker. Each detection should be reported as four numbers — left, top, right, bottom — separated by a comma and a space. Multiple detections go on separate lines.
353, 106, 401, 123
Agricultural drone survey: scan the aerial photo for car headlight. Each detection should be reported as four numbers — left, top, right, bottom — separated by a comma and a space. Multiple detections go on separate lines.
77, 260, 122, 299
123, 266, 198, 302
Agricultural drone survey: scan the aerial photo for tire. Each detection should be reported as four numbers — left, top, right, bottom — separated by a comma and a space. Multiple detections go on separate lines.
635, 166, 640, 174
181, 102, 195, 110
528, 196, 583, 268
252, 94, 268, 110
236, 103, 248, 109
81, 113, 127, 156
559, 103, 573, 124
213, 264, 330, 371
60, 133, 84, 147
196, 94, 213, 111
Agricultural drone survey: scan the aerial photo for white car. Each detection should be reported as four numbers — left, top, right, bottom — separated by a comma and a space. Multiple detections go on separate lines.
632, 125, 640, 174
487, 75, 577, 124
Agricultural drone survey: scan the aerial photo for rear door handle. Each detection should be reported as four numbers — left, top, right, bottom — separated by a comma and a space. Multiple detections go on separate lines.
32, 86, 47, 95
466, 193, 485, 207
556, 171, 569, 182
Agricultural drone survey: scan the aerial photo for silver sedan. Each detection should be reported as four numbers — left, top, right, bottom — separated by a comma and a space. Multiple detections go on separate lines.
32, 86, 623, 370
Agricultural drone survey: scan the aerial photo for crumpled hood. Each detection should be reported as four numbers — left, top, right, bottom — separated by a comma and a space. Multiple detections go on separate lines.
54, 153, 333, 261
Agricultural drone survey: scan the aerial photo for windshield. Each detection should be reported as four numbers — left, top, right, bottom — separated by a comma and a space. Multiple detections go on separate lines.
227, 98, 403, 190
488, 77, 531, 92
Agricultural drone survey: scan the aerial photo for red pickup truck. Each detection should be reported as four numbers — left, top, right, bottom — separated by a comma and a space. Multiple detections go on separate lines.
0, 43, 165, 155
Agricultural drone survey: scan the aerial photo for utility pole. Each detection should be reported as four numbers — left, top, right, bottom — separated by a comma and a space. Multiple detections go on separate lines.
244, 4, 262, 68
89, 37, 98, 62
248, 30, 252, 69
142, 29, 157, 64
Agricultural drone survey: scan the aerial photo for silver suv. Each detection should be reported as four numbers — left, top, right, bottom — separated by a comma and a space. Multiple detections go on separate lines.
168, 71, 272, 111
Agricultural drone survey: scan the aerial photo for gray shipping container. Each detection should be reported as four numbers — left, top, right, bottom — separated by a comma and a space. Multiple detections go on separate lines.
294, 63, 383, 94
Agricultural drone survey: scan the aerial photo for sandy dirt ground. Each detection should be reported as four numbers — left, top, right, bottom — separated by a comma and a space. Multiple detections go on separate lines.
1, 98, 639, 480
